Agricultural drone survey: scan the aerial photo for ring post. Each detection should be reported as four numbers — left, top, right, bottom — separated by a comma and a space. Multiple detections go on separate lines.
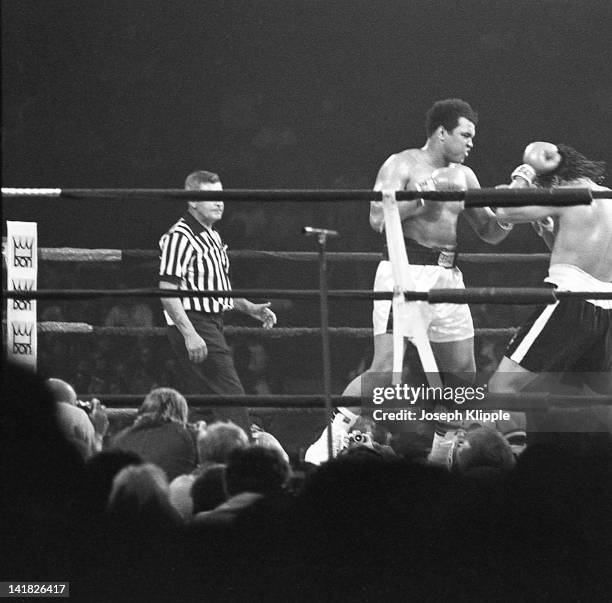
304, 226, 339, 460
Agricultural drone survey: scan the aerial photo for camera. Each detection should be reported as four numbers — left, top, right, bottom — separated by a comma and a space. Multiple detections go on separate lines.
347, 430, 374, 448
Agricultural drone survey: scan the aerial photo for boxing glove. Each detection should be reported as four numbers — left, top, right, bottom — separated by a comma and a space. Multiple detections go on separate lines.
430, 167, 468, 191
523, 141, 562, 174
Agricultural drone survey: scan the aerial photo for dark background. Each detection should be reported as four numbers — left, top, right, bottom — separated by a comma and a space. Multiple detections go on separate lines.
3, 0, 612, 397
4, 0, 611, 248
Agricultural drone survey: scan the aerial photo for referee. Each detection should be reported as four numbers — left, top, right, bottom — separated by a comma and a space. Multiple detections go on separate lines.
159, 170, 276, 432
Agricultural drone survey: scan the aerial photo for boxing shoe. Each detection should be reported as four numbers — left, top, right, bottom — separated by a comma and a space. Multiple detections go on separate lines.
304, 409, 358, 465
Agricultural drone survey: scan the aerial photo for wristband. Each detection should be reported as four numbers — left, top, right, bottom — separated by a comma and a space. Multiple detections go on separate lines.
511, 164, 537, 185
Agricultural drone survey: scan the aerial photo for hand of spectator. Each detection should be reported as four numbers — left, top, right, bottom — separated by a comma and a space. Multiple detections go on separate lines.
90, 398, 109, 437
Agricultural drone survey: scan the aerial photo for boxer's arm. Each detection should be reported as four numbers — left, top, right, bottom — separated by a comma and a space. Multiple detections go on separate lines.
494, 205, 561, 223
496, 205, 558, 249
461, 168, 511, 244
370, 154, 426, 232
486, 142, 564, 234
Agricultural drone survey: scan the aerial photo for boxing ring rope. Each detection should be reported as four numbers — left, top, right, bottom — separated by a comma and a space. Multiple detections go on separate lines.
5, 287, 612, 411
32, 322, 519, 338
1, 186, 604, 204
6, 287, 611, 304
35, 247, 551, 264
8, 240, 549, 363
77, 393, 612, 411
4, 185, 611, 456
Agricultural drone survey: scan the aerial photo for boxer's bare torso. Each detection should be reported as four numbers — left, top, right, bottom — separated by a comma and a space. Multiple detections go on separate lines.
550, 186, 612, 282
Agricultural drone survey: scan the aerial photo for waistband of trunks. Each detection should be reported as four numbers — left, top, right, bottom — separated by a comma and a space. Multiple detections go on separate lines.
382, 238, 457, 268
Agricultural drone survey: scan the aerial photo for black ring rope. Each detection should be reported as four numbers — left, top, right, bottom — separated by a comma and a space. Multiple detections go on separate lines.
5, 287, 612, 304
32, 322, 518, 338
86, 392, 612, 410
2, 187, 603, 206
36, 247, 552, 264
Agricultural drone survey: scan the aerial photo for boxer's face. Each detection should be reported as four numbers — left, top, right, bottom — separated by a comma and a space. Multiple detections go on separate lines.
189, 181, 224, 226
443, 117, 475, 164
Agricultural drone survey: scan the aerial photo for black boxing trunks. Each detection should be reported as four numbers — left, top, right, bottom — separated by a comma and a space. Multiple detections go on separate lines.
506, 265, 612, 373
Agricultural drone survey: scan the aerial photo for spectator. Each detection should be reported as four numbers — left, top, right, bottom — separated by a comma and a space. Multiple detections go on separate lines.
168, 421, 248, 517
192, 446, 290, 527
197, 421, 249, 468
111, 387, 197, 480
78, 449, 143, 516
125, 339, 159, 394
1, 363, 84, 581
70, 450, 145, 599
104, 286, 154, 328
105, 463, 182, 601
46, 377, 109, 459
233, 340, 281, 395
250, 423, 290, 463
225, 445, 290, 497
107, 463, 180, 527
190, 463, 227, 514
453, 426, 516, 478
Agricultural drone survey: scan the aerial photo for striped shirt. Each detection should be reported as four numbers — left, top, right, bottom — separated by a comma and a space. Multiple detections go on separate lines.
159, 211, 233, 323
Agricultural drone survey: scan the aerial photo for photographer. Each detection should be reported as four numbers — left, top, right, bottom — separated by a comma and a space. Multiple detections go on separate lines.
46, 377, 109, 459
340, 417, 396, 460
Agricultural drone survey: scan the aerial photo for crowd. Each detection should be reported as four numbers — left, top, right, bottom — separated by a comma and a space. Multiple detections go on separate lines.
2, 361, 610, 602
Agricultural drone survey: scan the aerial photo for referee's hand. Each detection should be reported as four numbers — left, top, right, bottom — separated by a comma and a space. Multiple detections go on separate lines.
185, 332, 208, 363
250, 302, 277, 329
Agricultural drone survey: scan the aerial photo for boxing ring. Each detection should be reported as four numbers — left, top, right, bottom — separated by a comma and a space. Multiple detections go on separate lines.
4, 186, 612, 457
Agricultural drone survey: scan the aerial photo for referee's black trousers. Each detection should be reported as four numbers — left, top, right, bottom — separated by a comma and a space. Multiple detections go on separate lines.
167, 312, 251, 432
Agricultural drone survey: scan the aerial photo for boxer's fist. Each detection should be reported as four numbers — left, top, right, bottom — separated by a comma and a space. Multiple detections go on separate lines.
430, 167, 468, 191
523, 141, 562, 174
532, 216, 555, 237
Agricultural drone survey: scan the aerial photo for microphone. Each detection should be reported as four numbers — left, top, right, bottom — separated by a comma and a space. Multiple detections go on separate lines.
302, 226, 339, 238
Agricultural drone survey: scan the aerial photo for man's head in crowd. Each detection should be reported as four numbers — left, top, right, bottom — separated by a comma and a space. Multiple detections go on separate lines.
135, 387, 189, 427
454, 426, 516, 474
197, 421, 249, 465
224, 446, 290, 497
46, 377, 78, 406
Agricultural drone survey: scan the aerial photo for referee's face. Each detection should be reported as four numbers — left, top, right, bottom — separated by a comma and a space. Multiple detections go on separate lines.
189, 182, 224, 227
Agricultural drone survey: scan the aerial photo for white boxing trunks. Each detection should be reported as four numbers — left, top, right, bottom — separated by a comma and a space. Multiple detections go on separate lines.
372, 260, 474, 342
